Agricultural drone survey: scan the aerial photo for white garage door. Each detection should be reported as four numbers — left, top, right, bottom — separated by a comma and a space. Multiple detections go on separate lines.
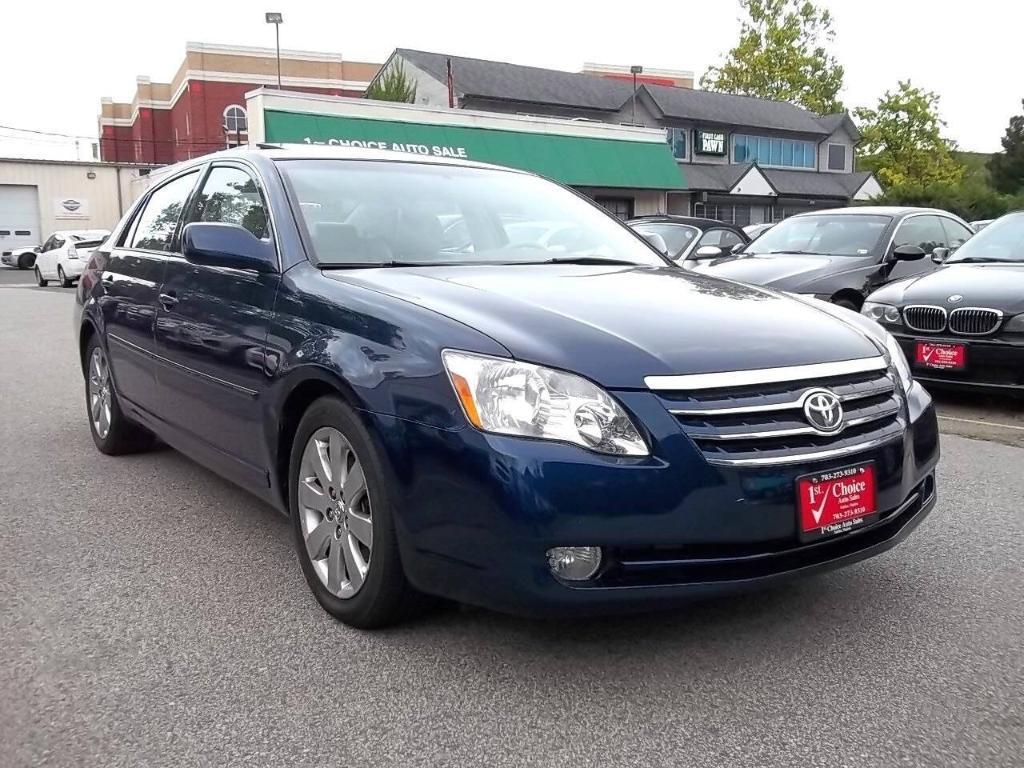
0, 185, 42, 255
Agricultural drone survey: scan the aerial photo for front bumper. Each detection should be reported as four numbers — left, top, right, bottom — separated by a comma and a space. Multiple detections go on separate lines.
380, 381, 940, 617
894, 332, 1024, 393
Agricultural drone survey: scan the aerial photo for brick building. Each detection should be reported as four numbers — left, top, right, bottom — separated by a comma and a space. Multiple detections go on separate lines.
98, 42, 380, 165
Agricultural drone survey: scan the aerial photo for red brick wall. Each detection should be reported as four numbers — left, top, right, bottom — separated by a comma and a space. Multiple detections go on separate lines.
101, 79, 361, 163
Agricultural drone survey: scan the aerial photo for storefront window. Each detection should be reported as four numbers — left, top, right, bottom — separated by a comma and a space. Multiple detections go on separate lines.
666, 128, 687, 160
733, 134, 815, 169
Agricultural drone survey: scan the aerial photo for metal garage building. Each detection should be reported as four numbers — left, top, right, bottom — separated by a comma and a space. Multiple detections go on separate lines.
0, 158, 155, 259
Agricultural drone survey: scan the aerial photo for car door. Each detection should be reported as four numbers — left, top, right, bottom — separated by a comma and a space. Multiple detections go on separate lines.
41, 235, 64, 277
152, 162, 280, 483
36, 235, 55, 276
886, 214, 948, 283
100, 169, 202, 414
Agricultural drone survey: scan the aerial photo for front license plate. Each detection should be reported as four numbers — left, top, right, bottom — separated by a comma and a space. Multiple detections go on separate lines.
796, 463, 878, 542
915, 341, 967, 371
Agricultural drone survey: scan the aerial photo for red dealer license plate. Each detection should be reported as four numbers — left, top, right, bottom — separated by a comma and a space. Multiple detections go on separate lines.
796, 463, 878, 542
916, 341, 967, 371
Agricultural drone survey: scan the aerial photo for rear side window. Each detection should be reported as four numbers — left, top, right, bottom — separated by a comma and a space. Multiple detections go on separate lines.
130, 171, 200, 252
190, 166, 269, 239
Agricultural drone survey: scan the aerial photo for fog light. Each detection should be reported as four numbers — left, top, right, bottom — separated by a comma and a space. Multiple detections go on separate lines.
546, 546, 602, 581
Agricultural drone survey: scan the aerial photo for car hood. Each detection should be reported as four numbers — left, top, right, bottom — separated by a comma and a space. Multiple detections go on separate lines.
690, 253, 874, 291
324, 264, 881, 389
869, 263, 1024, 314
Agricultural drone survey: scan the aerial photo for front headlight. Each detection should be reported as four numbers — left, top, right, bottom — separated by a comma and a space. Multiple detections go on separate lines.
883, 332, 913, 390
442, 350, 649, 456
1004, 313, 1024, 333
862, 301, 902, 326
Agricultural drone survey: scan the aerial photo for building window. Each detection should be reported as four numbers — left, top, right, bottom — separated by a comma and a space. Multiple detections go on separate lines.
666, 128, 687, 160
223, 105, 248, 134
693, 202, 752, 227
595, 197, 634, 220
827, 143, 847, 171
733, 134, 815, 169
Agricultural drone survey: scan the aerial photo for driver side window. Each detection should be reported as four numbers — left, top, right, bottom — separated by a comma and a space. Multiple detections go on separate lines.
892, 215, 947, 254
940, 218, 974, 252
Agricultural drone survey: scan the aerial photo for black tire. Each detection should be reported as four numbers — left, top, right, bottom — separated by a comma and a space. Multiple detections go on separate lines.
832, 297, 859, 312
17, 253, 33, 270
59, 266, 73, 288
289, 395, 419, 628
35, 267, 47, 287
84, 335, 155, 455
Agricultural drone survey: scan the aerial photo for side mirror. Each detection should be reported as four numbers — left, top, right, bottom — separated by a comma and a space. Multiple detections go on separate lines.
892, 244, 927, 261
181, 222, 277, 273
730, 242, 746, 255
34, 246, 42, 253
640, 231, 669, 256
692, 245, 725, 259
931, 246, 950, 264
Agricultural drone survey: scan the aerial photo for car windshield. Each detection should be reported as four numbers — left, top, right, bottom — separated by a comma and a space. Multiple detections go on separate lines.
278, 159, 668, 268
630, 223, 699, 258
946, 212, 1024, 264
744, 214, 891, 256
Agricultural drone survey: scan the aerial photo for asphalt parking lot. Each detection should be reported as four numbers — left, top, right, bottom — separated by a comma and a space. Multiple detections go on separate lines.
1, 273, 1022, 766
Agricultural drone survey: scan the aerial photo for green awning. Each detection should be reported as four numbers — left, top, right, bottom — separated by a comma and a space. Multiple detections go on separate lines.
262, 109, 685, 190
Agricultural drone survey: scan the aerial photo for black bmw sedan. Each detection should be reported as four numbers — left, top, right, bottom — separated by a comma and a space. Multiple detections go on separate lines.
862, 211, 1024, 393
691, 207, 975, 310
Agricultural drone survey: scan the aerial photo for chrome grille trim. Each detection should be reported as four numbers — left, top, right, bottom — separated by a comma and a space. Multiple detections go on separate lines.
668, 379, 895, 416
644, 357, 886, 391
703, 433, 903, 467
949, 307, 1003, 336
904, 305, 947, 333
693, 408, 900, 442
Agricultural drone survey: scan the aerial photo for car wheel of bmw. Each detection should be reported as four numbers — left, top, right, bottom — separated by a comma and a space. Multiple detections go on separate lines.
289, 396, 419, 628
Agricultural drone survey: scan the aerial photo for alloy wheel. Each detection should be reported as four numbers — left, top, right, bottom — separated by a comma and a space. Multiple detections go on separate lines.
88, 347, 113, 439
297, 427, 373, 599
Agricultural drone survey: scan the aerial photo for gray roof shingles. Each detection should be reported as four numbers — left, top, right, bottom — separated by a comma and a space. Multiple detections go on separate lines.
397, 49, 851, 136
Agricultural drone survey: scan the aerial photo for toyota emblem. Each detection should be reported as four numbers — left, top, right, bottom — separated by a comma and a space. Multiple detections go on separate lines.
802, 389, 844, 434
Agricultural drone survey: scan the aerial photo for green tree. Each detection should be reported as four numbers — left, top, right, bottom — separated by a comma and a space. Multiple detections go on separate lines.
365, 59, 418, 104
987, 100, 1024, 194
854, 81, 965, 188
701, 0, 844, 114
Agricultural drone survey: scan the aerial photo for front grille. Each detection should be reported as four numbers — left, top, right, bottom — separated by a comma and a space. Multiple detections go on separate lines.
949, 308, 1002, 336
653, 360, 904, 466
904, 305, 947, 333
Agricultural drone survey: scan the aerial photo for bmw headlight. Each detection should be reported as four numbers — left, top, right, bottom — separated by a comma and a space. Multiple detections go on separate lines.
882, 332, 913, 390
1005, 313, 1024, 333
442, 350, 649, 456
862, 302, 902, 327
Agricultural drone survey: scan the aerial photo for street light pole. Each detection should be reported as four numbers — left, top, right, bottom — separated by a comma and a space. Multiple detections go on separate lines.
265, 12, 283, 89
630, 65, 643, 125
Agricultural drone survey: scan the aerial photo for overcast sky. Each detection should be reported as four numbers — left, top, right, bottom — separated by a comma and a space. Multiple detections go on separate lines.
2, 0, 1018, 160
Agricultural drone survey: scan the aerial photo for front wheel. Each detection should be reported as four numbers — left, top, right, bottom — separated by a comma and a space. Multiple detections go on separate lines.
35, 267, 47, 287
289, 396, 419, 628
17, 253, 33, 270
58, 266, 73, 288
832, 297, 859, 312
84, 337, 154, 455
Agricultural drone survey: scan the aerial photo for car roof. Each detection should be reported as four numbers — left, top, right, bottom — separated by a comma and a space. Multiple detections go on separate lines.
791, 206, 956, 218
627, 215, 739, 230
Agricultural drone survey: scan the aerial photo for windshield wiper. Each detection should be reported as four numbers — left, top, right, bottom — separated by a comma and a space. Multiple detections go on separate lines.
537, 256, 645, 266
949, 257, 1020, 264
765, 249, 827, 256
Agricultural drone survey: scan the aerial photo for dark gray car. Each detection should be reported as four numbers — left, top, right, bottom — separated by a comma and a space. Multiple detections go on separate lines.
691, 207, 975, 310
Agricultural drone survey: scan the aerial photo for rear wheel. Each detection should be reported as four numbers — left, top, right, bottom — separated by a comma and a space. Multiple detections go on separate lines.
58, 266, 73, 288
35, 267, 47, 287
84, 337, 154, 455
832, 297, 859, 312
289, 396, 419, 628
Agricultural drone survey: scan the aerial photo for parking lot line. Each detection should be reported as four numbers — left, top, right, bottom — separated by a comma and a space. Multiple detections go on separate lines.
938, 414, 1024, 432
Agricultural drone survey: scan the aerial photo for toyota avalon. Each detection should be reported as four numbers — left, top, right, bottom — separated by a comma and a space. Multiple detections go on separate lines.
75, 147, 939, 627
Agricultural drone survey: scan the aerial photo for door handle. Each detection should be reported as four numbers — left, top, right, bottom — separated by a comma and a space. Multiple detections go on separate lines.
158, 292, 178, 309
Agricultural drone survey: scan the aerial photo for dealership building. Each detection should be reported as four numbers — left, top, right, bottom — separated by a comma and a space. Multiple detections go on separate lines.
364, 49, 882, 223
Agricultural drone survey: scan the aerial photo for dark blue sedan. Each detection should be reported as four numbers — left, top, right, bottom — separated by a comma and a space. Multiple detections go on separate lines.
75, 147, 940, 627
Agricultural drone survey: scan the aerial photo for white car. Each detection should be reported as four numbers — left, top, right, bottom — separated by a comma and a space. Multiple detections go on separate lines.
1, 245, 40, 270
34, 230, 110, 287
